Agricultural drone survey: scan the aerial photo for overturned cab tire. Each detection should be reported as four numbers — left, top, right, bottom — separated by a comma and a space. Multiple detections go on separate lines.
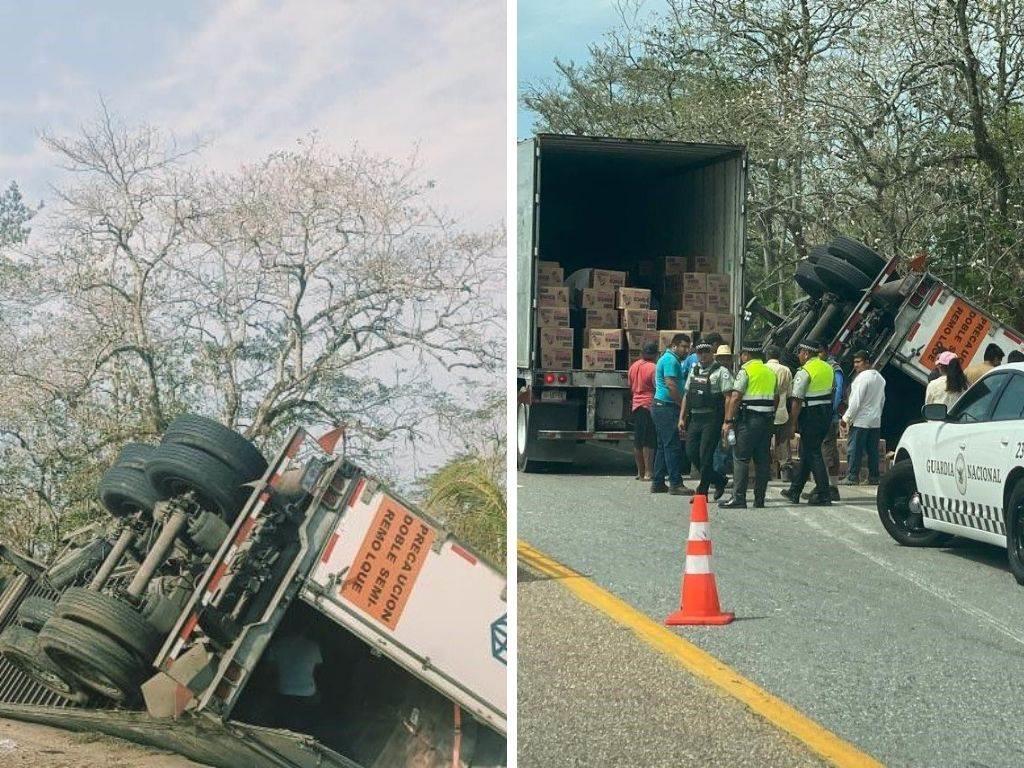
43, 538, 114, 590
38, 616, 146, 704
55, 588, 161, 662
16, 596, 56, 632
0, 624, 90, 703
162, 415, 267, 482
146, 442, 252, 522
99, 465, 160, 518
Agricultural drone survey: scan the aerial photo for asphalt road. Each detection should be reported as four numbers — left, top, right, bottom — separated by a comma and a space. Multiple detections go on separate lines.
518, 443, 1024, 768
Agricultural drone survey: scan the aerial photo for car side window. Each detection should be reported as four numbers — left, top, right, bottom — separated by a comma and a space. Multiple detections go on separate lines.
948, 374, 1009, 424
990, 374, 1024, 421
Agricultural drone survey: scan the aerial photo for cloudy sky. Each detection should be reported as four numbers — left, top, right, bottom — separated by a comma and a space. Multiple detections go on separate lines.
0, 0, 505, 228
517, 0, 625, 138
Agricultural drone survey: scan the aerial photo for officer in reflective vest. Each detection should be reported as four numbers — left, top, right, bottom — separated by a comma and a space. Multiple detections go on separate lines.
719, 342, 778, 508
679, 342, 734, 499
781, 341, 836, 505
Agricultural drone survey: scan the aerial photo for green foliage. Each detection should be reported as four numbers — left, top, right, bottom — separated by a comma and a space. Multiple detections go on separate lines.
0, 182, 34, 247
423, 450, 506, 566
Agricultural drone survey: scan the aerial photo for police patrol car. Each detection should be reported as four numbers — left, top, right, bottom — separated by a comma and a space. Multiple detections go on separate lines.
878, 362, 1024, 584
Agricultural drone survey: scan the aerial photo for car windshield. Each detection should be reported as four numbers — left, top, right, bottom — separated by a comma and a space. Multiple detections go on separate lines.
947, 373, 1008, 423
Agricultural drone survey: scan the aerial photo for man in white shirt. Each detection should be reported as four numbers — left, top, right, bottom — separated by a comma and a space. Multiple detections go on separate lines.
839, 350, 886, 485
764, 345, 793, 479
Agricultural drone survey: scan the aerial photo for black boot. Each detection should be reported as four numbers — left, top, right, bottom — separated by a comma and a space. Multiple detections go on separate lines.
779, 487, 801, 503
719, 461, 749, 508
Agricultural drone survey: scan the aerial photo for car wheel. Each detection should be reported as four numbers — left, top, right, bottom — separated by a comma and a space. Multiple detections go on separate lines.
16, 596, 56, 632
99, 465, 159, 518
146, 442, 252, 522
877, 461, 951, 546
38, 616, 146, 704
0, 624, 90, 704
162, 414, 268, 481
55, 588, 162, 662
1003, 482, 1024, 585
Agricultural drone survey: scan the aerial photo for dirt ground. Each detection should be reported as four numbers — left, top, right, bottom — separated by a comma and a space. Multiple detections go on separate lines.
0, 717, 208, 767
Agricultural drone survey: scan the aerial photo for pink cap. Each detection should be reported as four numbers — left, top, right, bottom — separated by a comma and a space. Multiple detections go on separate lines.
936, 351, 957, 365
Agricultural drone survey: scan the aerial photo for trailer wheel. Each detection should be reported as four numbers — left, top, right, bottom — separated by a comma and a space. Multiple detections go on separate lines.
43, 538, 114, 590
16, 596, 56, 632
99, 466, 160, 518
55, 588, 161, 662
114, 442, 157, 472
877, 461, 951, 547
827, 235, 886, 278
146, 442, 251, 522
38, 616, 145, 704
813, 253, 873, 300
0, 624, 90, 703
517, 404, 544, 472
794, 260, 827, 299
162, 415, 268, 482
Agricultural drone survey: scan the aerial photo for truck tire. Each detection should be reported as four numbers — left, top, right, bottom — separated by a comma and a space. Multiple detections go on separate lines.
146, 442, 251, 522
827, 235, 886, 278
814, 253, 873, 300
17, 596, 56, 631
38, 616, 145, 704
55, 588, 161, 662
877, 461, 951, 547
1003, 481, 1024, 585
162, 415, 267, 482
794, 260, 827, 299
0, 624, 89, 703
44, 538, 113, 590
99, 465, 159, 518
807, 244, 829, 264
517, 403, 544, 472
114, 443, 157, 472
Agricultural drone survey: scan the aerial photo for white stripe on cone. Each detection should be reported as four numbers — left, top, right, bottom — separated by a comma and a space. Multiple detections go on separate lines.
684, 555, 712, 574
688, 521, 710, 540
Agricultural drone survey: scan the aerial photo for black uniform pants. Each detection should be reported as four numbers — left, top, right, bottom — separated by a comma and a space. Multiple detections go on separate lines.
790, 405, 832, 496
687, 411, 724, 494
734, 410, 774, 500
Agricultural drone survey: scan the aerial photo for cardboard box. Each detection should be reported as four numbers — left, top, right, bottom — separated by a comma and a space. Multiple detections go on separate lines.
683, 273, 707, 292
616, 287, 651, 310
535, 307, 570, 328
672, 310, 703, 329
582, 348, 617, 370
694, 253, 714, 273
540, 347, 573, 369
584, 308, 619, 328
588, 328, 624, 350
539, 327, 574, 348
628, 350, 644, 366
620, 309, 658, 330
702, 312, 735, 335
706, 273, 730, 293
579, 288, 616, 310
681, 290, 708, 311
537, 286, 569, 307
625, 330, 658, 350
664, 256, 688, 276
536, 263, 564, 286
706, 292, 731, 312
659, 329, 697, 351
590, 269, 628, 290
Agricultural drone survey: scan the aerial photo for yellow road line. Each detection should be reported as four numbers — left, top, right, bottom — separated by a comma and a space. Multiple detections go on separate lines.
517, 539, 883, 768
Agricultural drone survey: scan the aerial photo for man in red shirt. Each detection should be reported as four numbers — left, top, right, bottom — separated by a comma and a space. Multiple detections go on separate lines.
628, 342, 659, 480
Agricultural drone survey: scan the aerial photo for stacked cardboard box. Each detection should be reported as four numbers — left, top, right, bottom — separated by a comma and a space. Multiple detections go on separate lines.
536, 260, 564, 286
538, 326, 573, 370
656, 256, 734, 343
626, 330, 659, 365
773, 434, 891, 480
536, 260, 571, 369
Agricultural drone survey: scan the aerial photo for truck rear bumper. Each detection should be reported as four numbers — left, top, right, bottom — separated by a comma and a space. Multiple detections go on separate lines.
538, 430, 632, 441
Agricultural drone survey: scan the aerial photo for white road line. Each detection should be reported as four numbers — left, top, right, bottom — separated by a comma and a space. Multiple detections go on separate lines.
789, 509, 1024, 649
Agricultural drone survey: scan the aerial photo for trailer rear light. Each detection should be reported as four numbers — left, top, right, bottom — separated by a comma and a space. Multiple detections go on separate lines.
557, 374, 568, 383
544, 373, 555, 384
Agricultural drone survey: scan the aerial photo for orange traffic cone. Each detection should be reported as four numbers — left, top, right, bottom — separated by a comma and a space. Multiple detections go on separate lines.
665, 494, 735, 626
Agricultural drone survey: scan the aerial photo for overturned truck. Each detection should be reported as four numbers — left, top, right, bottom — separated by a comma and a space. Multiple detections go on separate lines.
745, 237, 1024, 442
0, 416, 507, 768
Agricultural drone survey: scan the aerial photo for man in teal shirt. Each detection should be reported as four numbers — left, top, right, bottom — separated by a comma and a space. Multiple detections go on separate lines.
651, 333, 693, 495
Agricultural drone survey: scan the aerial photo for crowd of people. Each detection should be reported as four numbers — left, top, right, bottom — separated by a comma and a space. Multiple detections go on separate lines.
628, 335, 890, 508
630, 335, 1024, 507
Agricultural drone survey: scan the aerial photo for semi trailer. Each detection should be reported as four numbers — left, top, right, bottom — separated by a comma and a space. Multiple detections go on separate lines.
0, 415, 506, 768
